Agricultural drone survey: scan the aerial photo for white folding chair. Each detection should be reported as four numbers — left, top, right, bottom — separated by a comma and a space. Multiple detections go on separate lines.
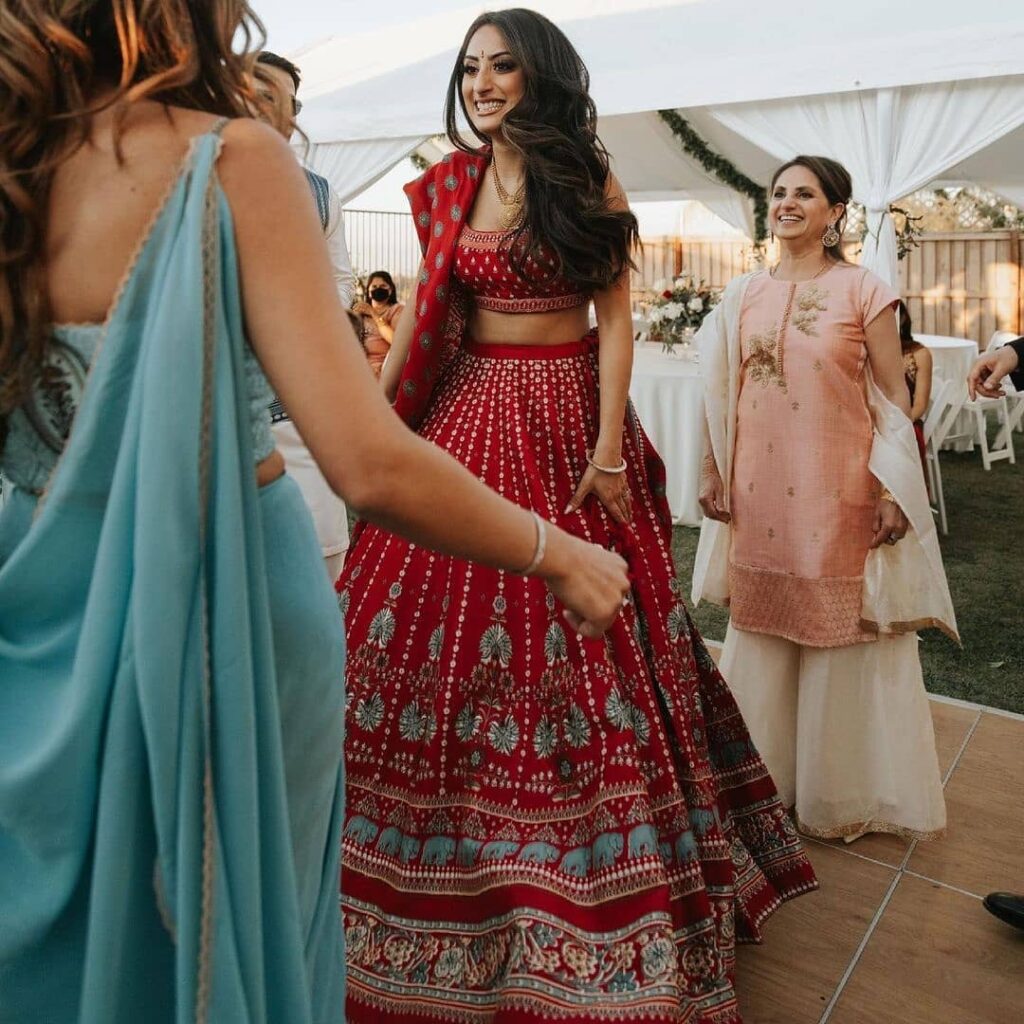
922, 379, 954, 535
936, 332, 1016, 467
963, 393, 1015, 469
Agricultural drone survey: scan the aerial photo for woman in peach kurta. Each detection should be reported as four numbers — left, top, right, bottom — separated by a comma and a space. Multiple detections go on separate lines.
696, 156, 958, 844
730, 264, 898, 647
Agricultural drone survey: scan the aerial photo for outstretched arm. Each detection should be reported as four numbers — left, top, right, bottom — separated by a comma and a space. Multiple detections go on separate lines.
219, 121, 629, 633
968, 340, 1022, 399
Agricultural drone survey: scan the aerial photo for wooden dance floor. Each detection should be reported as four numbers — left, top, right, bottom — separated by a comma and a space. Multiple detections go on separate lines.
726, 686, 1024, 1023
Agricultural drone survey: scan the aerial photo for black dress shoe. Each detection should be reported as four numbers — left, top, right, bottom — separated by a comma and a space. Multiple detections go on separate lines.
983, 892, 1024, 931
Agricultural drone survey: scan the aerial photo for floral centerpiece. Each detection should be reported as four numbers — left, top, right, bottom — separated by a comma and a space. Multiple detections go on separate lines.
646, 275, 721, 354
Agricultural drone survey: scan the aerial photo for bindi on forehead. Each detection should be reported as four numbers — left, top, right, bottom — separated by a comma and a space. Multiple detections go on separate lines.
465, 49, 512, 63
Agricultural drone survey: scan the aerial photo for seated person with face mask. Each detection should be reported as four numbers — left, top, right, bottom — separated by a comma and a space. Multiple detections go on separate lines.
352, 270, 404, 378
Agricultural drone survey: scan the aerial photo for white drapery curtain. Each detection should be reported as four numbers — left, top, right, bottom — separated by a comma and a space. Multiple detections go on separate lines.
599, 112, 757, 238
697, 192, 756, 241
296, 135, 428, 206
706, 77, 1024, 286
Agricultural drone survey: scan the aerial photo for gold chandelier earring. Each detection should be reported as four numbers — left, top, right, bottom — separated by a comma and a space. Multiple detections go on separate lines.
822, 222, 841, 248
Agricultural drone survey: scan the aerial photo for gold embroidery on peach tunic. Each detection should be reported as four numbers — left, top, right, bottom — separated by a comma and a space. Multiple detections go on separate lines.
729, 265, 899, 647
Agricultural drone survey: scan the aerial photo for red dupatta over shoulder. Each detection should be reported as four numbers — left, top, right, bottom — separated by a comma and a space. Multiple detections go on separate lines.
395, 148, 489, 426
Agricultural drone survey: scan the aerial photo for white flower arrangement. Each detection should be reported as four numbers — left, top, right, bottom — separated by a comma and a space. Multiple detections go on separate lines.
646, 273, 720, 352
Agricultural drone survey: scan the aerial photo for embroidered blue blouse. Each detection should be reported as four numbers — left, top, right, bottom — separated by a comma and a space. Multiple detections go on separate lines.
3, 321, 274, 495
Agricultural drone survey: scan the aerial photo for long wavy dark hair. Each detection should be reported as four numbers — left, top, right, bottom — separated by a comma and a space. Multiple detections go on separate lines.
0, 0, 264, 450
770, 155, 852, 263
443, 8, 638, 292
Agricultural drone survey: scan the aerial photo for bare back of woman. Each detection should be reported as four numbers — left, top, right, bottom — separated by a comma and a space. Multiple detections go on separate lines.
46, 103, 215, 326
46, 102, 285, 485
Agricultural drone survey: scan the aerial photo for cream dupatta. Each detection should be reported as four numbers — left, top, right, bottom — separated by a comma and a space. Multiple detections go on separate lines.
692, 274, 958, 642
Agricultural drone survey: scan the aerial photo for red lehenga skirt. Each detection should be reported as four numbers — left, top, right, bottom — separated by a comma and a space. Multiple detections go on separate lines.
337, 336, 817, 1023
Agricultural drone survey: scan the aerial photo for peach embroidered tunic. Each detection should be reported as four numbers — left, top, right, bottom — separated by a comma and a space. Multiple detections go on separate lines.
729, 263, 899, 647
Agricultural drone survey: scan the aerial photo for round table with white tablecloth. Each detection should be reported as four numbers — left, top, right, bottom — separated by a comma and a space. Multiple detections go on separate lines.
915, 334, 980, 451
628, 341, 704, 526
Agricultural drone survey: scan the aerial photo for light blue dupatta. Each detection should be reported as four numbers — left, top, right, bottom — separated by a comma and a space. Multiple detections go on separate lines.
0, 130, 343, 1022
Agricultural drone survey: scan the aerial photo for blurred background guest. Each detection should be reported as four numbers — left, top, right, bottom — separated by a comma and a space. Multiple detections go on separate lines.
254, 51, 356, 304
352, 269, 403, 378
255, 49, 355, 576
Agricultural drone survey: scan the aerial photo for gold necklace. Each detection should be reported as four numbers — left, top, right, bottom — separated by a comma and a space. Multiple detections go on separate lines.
769, 259, 831, 281
492, 159, 525, 230
772, 260, 831, 380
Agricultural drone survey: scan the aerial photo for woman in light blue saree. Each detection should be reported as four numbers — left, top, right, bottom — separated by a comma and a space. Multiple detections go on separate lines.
0, 4, 630, 1022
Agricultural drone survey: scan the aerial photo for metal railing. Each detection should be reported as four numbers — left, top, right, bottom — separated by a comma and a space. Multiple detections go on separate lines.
343, 209, 421, 301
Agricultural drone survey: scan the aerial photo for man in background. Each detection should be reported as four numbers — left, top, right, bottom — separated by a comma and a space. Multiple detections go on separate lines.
255, 51, 357, 580
966, 334, 1024, 934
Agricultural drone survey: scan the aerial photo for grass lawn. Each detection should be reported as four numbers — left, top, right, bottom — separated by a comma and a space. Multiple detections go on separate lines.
672, 444, 1024, 715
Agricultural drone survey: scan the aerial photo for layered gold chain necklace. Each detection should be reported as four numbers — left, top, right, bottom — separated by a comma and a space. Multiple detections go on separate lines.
492, 159, 525, 230
770, 259, 831, 379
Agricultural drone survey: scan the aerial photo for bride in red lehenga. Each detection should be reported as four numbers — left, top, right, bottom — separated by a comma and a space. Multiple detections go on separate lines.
337, 9, 817, 1022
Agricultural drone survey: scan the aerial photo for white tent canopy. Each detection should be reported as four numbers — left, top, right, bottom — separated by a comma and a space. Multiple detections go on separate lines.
294, 0, 1024, 283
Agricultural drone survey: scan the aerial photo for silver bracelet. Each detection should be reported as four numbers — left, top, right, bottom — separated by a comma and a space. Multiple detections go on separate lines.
585, 448, 628, 475
517, 510, 548, 576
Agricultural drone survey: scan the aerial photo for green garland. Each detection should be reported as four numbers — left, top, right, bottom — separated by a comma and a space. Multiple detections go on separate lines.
657, 109, 768, 242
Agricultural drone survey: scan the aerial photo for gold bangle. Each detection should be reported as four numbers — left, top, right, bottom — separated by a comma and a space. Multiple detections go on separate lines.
586, 449, 627, 475
879, 487, 898, 504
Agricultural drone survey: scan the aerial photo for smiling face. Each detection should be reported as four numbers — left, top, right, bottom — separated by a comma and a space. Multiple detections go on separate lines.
460, 24, 526, 138
769, 165, 845, 248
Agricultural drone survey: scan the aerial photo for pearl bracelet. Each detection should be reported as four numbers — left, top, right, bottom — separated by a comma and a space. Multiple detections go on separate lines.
516, 510, 548, 576
585, 449, 628, 475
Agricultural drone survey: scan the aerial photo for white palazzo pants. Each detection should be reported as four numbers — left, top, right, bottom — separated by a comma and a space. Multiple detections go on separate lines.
721, 624, 946, 842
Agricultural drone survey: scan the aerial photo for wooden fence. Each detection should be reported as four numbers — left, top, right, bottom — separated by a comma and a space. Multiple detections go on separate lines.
342, 213, 1023, 345
633, 237, 754, 295
899, 232, 1022, 346
634, 232, 1024, 346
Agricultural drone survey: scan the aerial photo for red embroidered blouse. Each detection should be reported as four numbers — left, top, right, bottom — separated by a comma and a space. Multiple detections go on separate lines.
453, 225, 588, 314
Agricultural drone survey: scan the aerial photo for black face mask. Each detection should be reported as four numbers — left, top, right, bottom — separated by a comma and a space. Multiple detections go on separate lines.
369, 287, 391, 302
